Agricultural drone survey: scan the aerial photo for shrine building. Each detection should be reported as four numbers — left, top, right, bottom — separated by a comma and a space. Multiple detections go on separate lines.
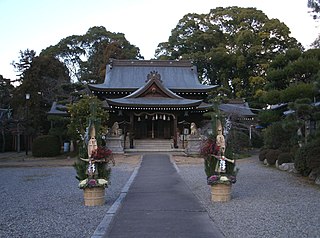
88, 59, 216, 149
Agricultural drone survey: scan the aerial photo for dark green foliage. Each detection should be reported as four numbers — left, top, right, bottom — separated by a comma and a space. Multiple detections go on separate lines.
41, 26, 143, 83
306, 139, 320, 170
67, 95, 108, 143
281, 84, 315, 103
266, 149, 281, 165
32, 135, 61, 157
263, 122, 293, 150
295, 145, 312, 176
251, 131, 264, 148
204, 158, 216, 178
227, 129, 250, 154
155, 7, 301, 99
10, 54, 71, 136
74, 159, 87, 181
258, 110, 282, 127
224, 147, 236, 175
306, 147, 320, 169
48, 115, 70, 144
259, 149, 269, 162
278, 153, 294, 165
97, 163, 112, 181
201, 137, 236, 178
74, 159, 112, 182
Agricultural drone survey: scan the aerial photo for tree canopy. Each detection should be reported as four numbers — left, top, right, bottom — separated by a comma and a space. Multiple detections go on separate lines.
10, 55, 71, 135
41, 26, 143, 83
11, 49, 36, 83
155, 7, 302, 100
0, 75, 14, 108
308, 0, 320, 19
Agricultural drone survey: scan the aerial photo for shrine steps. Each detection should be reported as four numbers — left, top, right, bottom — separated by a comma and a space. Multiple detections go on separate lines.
124, 139, 185, 154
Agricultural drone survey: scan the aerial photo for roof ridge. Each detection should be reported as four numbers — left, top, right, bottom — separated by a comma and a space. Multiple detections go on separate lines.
110, 59, 193, 67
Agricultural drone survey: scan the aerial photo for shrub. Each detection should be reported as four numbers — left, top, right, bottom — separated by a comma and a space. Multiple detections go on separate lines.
306, 139, 320, 170
32, 135, 61, 157
259, 149, 269, 162
266, 149, 281, 165
263, 122, 292, 149
295, 145, 312, 176
251, 130, 264, 148
227, 129, 250, 153
278, 153, 294, 165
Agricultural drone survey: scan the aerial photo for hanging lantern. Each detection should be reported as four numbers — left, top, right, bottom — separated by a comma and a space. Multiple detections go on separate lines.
152, 116, 155, 120
138, 116, 141, 121
155, 114, 158, 120
163, 115, 166, 120
145, 114, 148, 119
159, 115, 163, 119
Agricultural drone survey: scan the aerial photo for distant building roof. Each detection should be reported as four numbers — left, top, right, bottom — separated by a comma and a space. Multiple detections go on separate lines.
88, 59, 216, 92
268, 103, 288, 110
47, 102, 68, 116
219, 102, 256, 117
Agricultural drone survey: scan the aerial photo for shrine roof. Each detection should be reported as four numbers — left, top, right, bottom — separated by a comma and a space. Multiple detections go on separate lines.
106, 97, 203, 108
88, 59, 216, 92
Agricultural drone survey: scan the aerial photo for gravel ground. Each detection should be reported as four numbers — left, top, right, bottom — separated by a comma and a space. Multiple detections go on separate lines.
1, 153, 319, 238
0, 163, 136, 238
177, 155, 320, 238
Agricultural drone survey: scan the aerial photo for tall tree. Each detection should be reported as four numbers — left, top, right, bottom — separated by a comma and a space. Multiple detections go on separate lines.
311, 34, 320, 48
155, 7, 302, 100
11, 49, 36, 83
11, 55, 71, 135
0, 75, 14, 152
0, 75, 14, 108
41, 26, 143, 83
266, 48, 320, 91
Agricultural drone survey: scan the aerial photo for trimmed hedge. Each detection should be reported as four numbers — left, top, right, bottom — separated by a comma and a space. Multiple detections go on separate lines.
266, 149, 281, 165
278, 153, 294, 165
295, 139, 320, 176
259, 149, 269, 162
32, 135, 61, 157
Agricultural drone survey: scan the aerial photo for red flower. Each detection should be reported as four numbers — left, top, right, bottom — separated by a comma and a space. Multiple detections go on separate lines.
91, 146, 114, 164
200, 138, 216, 158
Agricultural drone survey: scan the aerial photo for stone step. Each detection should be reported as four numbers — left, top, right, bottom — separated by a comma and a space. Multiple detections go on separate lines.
133, 139, 172, 149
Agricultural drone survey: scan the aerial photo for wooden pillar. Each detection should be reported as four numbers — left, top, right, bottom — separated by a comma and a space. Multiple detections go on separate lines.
173, 114, 178, 148
129, 113, 134, 148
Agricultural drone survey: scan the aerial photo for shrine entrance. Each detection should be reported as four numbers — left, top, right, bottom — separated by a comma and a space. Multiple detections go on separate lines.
134, 113, 173, 139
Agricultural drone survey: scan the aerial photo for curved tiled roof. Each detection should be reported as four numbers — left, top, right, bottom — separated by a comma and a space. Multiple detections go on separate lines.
219, 102, 256, 116
88, 59, 216, 92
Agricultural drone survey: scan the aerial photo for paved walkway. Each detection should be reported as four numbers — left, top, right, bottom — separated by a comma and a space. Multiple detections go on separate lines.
105, 154, 223, 238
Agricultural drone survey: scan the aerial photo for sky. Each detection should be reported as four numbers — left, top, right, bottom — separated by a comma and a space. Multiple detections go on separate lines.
0, 0, 319, 81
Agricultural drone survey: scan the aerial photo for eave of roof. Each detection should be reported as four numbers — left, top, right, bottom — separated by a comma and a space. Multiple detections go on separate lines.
88, 85, 216, 93
47, 102, 68, 116
219, 103, 256, 116
106, 97, 203, 108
